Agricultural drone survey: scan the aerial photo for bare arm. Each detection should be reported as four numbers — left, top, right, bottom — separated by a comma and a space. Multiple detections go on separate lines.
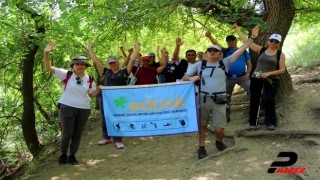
87, 43, 104, 73
231, 25, 259, 63
157, 45, 162, 61
232, 23, 262, 54
43, 42, 56, 74
246, 60, 252, 75
156, 50, 169, 73
122, 48, 133, 67
173, 38, 183, 61
182, 74, 200, 83
127, 42, 141, 74
159, 47, 167, 66
241, 59, 252, 81
88, 86, 101, 98
120, 45, 127, 59
205, 30, 222, 47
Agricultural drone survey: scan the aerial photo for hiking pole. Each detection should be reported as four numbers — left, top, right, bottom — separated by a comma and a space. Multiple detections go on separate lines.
255, 85, 264, 127
197, 75, 202, 147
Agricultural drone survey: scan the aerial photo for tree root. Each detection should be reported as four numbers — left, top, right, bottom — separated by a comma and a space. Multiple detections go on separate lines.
204, 127, 315, 179
239, 130, 320, 137
202, 126, 256, 160
1, 161, 26, 180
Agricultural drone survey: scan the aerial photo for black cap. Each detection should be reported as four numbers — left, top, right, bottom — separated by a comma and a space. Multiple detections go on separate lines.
226, 35, 236, 41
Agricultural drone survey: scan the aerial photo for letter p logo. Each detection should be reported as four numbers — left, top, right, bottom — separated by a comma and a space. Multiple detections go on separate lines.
267, 152, 298, 173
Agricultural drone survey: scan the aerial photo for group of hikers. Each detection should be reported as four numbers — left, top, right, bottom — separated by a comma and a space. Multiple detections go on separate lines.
43, 23, 286, 164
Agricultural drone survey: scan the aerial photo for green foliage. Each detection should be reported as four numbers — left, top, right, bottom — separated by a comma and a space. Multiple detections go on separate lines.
0, 0, 320, 177
293, 0, 320, 26
283, 24, 320, 68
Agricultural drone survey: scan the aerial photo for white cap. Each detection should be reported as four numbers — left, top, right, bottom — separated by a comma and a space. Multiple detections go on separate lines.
207, 45, 222, 51
269, 34, 282, 42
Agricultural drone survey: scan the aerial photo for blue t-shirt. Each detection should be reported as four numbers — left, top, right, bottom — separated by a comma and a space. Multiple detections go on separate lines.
222, 48, 250, 76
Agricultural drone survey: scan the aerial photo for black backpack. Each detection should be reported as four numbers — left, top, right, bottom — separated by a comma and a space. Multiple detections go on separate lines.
104, 68, 129, 85
258, 47, 282, 69
162, 62, 178, 82
196, 60, 228, 86
172, 59, 188, 80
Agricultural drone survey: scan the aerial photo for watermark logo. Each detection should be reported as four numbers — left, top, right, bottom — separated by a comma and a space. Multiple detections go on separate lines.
268, 152, 307, 174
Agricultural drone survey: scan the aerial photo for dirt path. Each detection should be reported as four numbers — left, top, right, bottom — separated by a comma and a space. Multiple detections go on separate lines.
22, 68, 320, 180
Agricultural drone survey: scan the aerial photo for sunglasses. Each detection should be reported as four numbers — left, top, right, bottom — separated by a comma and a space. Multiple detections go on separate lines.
75, 77, 83, 85
269, 39, 280, 44
207, 48, 220, 53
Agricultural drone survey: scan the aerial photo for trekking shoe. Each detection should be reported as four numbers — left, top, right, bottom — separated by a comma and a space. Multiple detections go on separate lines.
114, 142, 125, 149
267, 125, 276, 131
68, 154, 78, 165
98, 139, 112, 145
59, 154, 67, 165
215, 141, 227, 151
249, 125, 257, 129
197, 148, 207, 159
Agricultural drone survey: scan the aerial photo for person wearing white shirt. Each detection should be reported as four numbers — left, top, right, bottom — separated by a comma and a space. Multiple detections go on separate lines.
44, 42, 100, 165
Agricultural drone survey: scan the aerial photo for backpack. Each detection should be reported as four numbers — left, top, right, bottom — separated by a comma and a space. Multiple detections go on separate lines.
223, 48, 248, 59
103, 68, 129, 85
163, 62, 178, 82
196, 60, 228, 86
173, 59, 188, 80
127, 67, 139, 85
61, 71, 94, 91
257, 47, 282, 69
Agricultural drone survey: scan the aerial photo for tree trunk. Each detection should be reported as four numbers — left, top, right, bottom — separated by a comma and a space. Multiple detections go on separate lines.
17, 3, 45, 156
21, 37, 42, 156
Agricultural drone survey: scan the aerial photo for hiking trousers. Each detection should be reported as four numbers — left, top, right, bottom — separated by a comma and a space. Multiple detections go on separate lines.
225, 77, 250, 118
59, 104, 91, 155
249, 78, 279, 126
99, 97, 122, 143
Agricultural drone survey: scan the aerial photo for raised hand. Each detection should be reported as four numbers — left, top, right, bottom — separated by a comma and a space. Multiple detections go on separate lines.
252, 25, 259, 39
128, 48, 133, 54
135, 41, 141, 49
87, 42, 94, 51
162, 49, 169, 62
176, 38, 183, 46
231, 23, 238, 30
44, 42, 56, 53
205, 30, 211, 37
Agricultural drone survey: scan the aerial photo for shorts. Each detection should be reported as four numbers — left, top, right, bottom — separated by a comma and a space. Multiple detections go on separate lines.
197, 95, 227, 128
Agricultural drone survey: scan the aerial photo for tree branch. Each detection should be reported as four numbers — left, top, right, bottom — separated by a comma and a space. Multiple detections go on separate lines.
34, 98, 51, 122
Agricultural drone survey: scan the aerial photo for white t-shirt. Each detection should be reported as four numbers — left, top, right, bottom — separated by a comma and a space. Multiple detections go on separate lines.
53, 68, 96, 109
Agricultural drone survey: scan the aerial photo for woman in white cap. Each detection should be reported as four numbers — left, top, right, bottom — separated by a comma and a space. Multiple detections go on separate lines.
232, 23, 286, 130
44, 42, 100, 165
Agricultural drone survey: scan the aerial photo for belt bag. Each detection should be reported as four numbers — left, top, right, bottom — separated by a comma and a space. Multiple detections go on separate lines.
213, 92, 230, 104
